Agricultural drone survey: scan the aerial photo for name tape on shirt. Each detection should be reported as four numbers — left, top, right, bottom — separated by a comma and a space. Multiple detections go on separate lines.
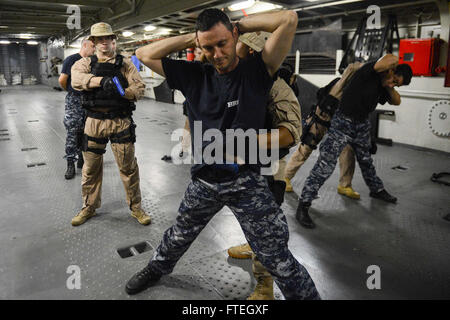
227, 100, 239, 108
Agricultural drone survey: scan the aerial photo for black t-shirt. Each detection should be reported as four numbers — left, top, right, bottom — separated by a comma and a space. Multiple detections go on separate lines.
339, 61, 390, 122
61, 53, 82, 94
162, 52, 274, 176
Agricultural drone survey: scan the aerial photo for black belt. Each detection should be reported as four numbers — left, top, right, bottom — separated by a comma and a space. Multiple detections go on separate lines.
86, 110, 131, 120
195, 164, 250, 183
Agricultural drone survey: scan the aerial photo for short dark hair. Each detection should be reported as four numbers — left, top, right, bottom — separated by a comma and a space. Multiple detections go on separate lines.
395, 64, 413, 85
196, 8, 233, 33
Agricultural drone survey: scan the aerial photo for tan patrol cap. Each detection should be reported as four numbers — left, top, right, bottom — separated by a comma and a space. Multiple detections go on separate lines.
88, 22, 117, 41
238, 31, 271, 52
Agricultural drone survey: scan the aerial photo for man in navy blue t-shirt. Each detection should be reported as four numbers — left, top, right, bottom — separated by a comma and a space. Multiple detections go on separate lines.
125, 8, 320, 300
297, 55, 413, 229
58, 38, 95, 179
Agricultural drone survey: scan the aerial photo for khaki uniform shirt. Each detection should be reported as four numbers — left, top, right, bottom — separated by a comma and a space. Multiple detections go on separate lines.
71, 54, 145, 104
267, 77, 302, 146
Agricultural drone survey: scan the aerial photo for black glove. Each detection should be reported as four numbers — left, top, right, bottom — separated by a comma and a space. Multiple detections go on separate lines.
369, 140, 377, 154
100, 74, 128, 95
100, 76, 118, 95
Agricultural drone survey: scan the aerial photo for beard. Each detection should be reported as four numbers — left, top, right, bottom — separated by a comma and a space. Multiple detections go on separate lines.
211, 54, 237, 73
214, 58, 228, 70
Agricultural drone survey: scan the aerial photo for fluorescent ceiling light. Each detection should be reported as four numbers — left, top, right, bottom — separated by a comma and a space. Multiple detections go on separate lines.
144, 25, 157, 32
27, 41, 38, 45
296, 0, 364, 10
122, 31, 134, 37
19, 33, 33, 39
157, 28, 172, 35
228, 0, 255, 11
0, 40, 11, 44
248, 1, 282, 14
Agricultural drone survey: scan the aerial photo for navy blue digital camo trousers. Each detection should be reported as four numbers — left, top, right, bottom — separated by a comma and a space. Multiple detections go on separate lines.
300, 111, 384, 204
147, 169, 320, 300
63, 92, 85, 161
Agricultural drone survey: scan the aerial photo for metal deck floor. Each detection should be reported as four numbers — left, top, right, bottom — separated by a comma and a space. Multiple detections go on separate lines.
0, 85, 449, 300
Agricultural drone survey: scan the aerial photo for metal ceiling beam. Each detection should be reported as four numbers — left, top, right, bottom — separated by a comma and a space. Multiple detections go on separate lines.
108, 0, 135, 21
0, 25, 58, 31
0, 8, 98, 17
0, 15, 73, 22
265, 0, 292, 8
0, 0, 113, 8
121, 0, 238, 32
293, 0, 364, 11
104, 0, 221, 31
74, 0, 293, 42
0, 17, 97, 26
295, 0, 437, 22
129, 0, 292, 33
0, 20, 69, 27
0, 28, 60, 35
66, 0, 217, 42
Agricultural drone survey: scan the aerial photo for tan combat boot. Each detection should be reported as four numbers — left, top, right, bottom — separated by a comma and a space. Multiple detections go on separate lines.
247, 276, 274, 300
227, 243, 253, 259
71, 207, 96, 226
131, 208, 151, 225
337, 185, 360, 200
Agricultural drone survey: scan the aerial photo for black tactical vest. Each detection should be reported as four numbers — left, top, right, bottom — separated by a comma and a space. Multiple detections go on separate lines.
81, 54, 136, 113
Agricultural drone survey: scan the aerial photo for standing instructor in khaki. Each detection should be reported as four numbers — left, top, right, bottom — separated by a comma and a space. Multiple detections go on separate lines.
70, 22, 151, 227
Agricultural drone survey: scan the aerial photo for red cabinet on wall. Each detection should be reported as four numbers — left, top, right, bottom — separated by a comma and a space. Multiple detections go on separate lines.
399, 38, 442, 76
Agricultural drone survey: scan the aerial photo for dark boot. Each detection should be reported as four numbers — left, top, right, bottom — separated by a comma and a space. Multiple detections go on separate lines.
125, 265, 161, 295
65, 161, 75, 180
296, 201, 315, 229
77, 153, 84, 169
369, 189, 397, 204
